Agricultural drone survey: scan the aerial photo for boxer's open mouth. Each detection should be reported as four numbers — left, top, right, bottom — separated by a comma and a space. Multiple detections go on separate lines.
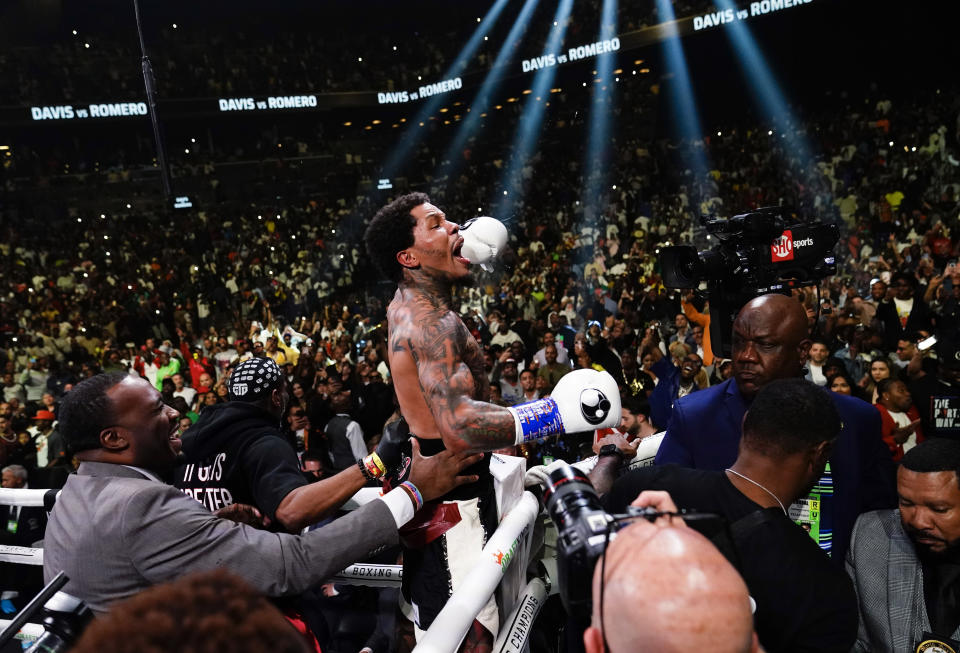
453, 238, 470, 265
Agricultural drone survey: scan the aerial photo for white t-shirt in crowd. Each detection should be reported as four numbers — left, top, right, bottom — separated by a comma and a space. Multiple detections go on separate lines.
808, 363, 827, 386
889, 410, 918, 453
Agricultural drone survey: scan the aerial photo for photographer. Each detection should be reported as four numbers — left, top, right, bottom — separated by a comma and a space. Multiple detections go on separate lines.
583, 491, 757, 653
599, 379, 858, 653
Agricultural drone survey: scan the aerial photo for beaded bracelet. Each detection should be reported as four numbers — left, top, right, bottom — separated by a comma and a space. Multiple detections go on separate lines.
399, 481, 424, 511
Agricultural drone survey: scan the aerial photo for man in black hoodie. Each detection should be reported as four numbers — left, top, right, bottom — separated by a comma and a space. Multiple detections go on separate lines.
176, 357, 395, 532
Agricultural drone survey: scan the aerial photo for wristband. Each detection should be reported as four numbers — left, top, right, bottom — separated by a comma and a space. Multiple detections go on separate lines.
399, 481, 424, 511
357, 453, 387, 481
508, 397, 565, 444
367, 452, 386, 477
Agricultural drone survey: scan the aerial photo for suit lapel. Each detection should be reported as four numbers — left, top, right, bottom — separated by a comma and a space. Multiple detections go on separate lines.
888, 515, 925, 649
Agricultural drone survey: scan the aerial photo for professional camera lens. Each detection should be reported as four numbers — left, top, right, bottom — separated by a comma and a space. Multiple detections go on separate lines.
543, 464, 604, 531
543, 463, 613, 621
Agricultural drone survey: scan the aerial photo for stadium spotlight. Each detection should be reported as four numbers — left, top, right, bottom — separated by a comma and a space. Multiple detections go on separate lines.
579, 0, 619, 224
379, 0, 513, 180
435, 0, 541, 184
655, 0, 710, 180
494, 0, 575, 216
713, 0, 813, 164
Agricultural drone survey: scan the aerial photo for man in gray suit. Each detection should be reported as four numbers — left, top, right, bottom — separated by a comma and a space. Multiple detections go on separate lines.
846, 438, 960, 652
42, 372, 481, 615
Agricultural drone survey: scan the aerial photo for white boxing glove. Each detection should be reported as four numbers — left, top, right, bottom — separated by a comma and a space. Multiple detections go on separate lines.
460, 216, 508, 272
507, 369, 621, 444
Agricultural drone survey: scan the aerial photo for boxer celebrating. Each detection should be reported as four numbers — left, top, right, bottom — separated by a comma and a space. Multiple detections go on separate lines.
364, 193, 620, 648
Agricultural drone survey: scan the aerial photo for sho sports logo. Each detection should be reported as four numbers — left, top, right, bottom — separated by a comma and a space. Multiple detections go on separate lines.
771, 230, 794, 261
233, 383, 248, 396
771, 230, 815, 262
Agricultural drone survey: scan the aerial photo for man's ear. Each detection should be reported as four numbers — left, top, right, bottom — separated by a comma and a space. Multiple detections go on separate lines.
810, 438, 834, 470
583, 626, 604, 653
798, 338, 812, 364
99, 427, 129, 452
396, 249, 419, 270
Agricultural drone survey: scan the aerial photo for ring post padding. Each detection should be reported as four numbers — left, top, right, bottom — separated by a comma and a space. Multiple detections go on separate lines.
413, 491, 540, 653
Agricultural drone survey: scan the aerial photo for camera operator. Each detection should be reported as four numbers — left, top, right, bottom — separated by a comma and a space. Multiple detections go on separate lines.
597, 379, 858, 653
584, 490, 757, 653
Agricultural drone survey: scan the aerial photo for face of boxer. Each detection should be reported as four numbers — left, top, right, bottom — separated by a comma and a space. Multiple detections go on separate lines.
399, 202, 471, 282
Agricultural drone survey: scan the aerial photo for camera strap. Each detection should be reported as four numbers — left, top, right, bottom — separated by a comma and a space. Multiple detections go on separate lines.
725, 507, 782, 539
710, 507, 783, 574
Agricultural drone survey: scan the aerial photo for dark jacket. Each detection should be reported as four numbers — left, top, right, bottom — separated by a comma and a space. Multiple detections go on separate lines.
176, 402, 306, 523
654, 377, 897, 564
877, 298, 932, 350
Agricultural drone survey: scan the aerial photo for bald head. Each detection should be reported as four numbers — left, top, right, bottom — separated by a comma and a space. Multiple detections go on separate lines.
732, 294, 811, 400
586, 521, 755, 653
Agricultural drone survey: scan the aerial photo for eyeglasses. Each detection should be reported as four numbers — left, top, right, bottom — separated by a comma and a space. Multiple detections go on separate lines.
598, 508, 730, 652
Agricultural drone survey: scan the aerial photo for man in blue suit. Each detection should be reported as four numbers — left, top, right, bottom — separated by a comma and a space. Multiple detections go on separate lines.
655, 293, 897, 563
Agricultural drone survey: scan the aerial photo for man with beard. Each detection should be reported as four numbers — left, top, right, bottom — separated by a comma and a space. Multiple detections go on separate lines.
846, 439, 960, 651
363, 193, 620, 648
618, 395, 659, 442
602, 379, 859, 653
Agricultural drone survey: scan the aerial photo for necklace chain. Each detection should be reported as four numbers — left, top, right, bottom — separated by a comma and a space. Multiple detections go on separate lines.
725, 468, 787, 515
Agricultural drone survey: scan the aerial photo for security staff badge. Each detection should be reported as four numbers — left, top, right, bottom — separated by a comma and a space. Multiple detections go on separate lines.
915, 633, 960, 653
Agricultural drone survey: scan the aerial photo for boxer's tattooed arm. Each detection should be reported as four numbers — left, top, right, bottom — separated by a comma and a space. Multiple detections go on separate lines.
410, 312, 515, 451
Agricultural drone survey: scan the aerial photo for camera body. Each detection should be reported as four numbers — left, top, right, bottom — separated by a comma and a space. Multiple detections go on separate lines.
24, 592, 92, 653
659, 208, 839, 356
543, 463, 657, 621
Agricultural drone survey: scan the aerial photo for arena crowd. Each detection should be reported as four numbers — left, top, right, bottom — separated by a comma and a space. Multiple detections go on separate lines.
2, 3, 960, 651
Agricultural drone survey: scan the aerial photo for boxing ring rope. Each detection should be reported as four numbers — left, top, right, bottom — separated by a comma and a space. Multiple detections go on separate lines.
0, 620, 44, 643
412, 491, 540, 653
0, 488, 541, 650
0, 435, 663, 651
0, 488, 56, 507
332, 563, 403, 587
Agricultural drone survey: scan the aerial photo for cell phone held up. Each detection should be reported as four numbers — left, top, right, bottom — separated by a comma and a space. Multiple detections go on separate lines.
918, 335, 937, 352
